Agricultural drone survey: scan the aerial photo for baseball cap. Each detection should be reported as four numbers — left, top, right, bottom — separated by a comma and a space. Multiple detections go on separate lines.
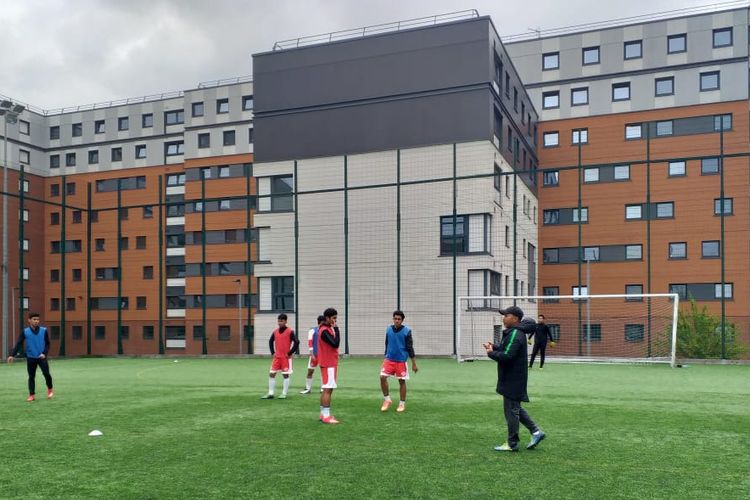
499, 305, 524, 320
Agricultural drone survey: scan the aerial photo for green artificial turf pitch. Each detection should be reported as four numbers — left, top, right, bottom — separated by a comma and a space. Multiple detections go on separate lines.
1, 358, 748, 499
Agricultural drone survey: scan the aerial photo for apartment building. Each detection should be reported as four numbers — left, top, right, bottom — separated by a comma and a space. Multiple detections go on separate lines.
1, 79, 256, 356
506, 6, 750, 349
252, 13, 540, 355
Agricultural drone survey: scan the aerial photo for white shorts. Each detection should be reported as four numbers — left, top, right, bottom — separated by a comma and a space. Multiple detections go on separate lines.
320, 366, 338, 389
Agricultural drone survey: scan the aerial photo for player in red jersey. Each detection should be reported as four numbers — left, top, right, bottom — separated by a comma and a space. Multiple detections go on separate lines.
261, 313, 299, 400
317, 307, 340, 424
301, 315, 325, 394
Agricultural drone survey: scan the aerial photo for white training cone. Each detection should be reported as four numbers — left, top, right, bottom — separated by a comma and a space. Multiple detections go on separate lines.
88, 430, 103, 437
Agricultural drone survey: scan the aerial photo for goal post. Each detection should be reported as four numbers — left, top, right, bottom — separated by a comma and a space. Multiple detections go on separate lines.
457, 293, 679, 367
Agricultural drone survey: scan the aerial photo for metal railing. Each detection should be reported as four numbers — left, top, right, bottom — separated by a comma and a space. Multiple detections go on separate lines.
272, 10, 480, 51
197, 75, 253, 89
502, 0, 750, 42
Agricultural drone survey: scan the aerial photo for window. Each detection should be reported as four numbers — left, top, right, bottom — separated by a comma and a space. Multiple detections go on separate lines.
655, 77, 674, 96
135, 144, 147, 159
582, 46, 600, 65
513, 88, 518, 111
72, 269, 82, 282
50, 269, 60, 282
72, 326, 83, 340
50, 155, 60, 169
65, 152, 76, 167
700, 71, 720, 91
614, 165, 630, 180
542, 52, 559, 70
90, 210, 99, 223
655, 202, 674, 218
571, 87, 588, 106
702, 240, 720, 258
137, 296, 147, 310
668, 34, 687, 53
266, 175, 293, 211
72, 123, 82, 137
583, 168, 599, 183
167, 173, 185, 186
625, 284, 643, 301
95, 120, 105, 134
612, 82, 630, 101
714, 114, 732, 131
573, 208, 588, 223
72, 210, 82, 224
573, 286, 589, 297
95, 326, 106, 340
218, 325, 231, 341
543, 248, 559, 263
142, 113, 153, 128
19, 149, 30, 164
50, 298, 60, 311
714, 198, 733, 215
543, 170, 559, 186
217, 99, 229, 114
625, 324, 645, 342
21, 209, 29, 222
223, 130, 236, 146
119, 208, 129, 220
625, 124, 642, 139
440, 216, 467, 254
580, 323, 601, 341
111, 147, 122, 162
120, 237, 129, 250
668, 161, 686, 177
543, 287, 560, 303
701, 157, 719, 175
242, 95, 254, 110
143, 326, 154, 340
66, 298, 76, 311
50, 212, 60, 225
624, 40, 642, 59
50, 240, 82, 253
19, 120, 30, 135
136, 236, 147, 249
143, 266, 154, 279
572, 128, 588, 144
543, 132, 559, 147
625, 205, 642, 220
713, 27, 733, 48
192, 102, 204, 117
248, 128, 254, 143
669, 242, 687, 259
95, 239, 105, 251
198, 133, 210, 148
656, 120, 673, 136
219, 166, 231, 178
88, 150, 99, 164
50, 126, 60, 140
542, 91, 559, 109
715, 283, 733, 299
493, 165, 502, 193
143, 206, 153, 219
23, 268, 29, 281
272, 277, 294, 311
120, 326, 130, 340
165, 141, 184, 156
583, 247, 599, 262
50, 184, 60, 197
165, 110, 184, 125
543, 209, 559, 225
118, 117, 129, 131
23, 240, 29, 251
625, 245, 642, 260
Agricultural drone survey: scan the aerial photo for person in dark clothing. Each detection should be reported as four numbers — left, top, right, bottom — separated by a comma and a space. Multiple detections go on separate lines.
484, 306, 545, 452
529, 314, 552, 369
7, 312, 54, 402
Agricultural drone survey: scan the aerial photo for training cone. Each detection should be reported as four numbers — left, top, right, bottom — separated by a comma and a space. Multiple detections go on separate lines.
88, 430, 103, 437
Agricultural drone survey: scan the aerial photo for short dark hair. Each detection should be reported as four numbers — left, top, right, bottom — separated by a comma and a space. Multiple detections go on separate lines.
277, 313, 288, 321
317, 315, 326, 324
323, 307, 338, 318
28, 312, 40, 320
538, 314, 545, 319
393, 310, 405, 320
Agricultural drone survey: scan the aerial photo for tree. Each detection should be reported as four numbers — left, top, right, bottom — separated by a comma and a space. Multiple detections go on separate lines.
675, 299, 746, 359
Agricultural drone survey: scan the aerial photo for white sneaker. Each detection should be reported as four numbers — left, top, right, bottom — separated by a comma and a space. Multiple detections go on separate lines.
300, 388, 312, 394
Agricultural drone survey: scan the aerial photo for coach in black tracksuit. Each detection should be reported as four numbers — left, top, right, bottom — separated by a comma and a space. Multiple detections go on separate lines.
484, 307, 545, 452
529, 314, 552, 369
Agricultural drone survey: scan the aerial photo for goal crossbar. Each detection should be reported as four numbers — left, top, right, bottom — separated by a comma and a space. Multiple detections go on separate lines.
457, 293, 679, 367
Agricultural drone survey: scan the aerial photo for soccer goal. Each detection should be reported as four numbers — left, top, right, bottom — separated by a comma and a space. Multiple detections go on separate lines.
456, 294, 679, 367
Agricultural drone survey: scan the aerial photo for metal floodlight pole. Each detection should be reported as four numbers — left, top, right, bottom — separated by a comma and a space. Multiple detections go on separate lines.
2, 100, 25, 360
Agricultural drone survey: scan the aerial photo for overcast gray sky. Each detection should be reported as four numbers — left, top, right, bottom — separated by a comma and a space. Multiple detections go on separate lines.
0, 0, 734, 109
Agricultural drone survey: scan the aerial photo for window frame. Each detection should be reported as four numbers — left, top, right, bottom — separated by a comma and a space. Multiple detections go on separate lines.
668, 242, 687, 260
542, 91, 560, 109
612, 82, 631, 101
668, 160, 686, 177
571, 87, 589, 106
542, 52, 559, 70
712, 27, 733, 48
582, 46, 600, 65
655, 77, 675, 96
700, 71, 720, 91
667, 33, 687, 54
624, 40, 642, 60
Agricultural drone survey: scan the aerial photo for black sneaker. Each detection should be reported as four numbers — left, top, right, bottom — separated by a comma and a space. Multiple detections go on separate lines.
527, 431, 546, 449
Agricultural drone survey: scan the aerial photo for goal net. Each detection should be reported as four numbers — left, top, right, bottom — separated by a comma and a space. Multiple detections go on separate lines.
457, 294, 679, 367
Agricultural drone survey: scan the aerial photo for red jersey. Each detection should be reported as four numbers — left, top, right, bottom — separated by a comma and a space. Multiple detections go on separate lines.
317, 325, 339, 367
272, 327, 295, 359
